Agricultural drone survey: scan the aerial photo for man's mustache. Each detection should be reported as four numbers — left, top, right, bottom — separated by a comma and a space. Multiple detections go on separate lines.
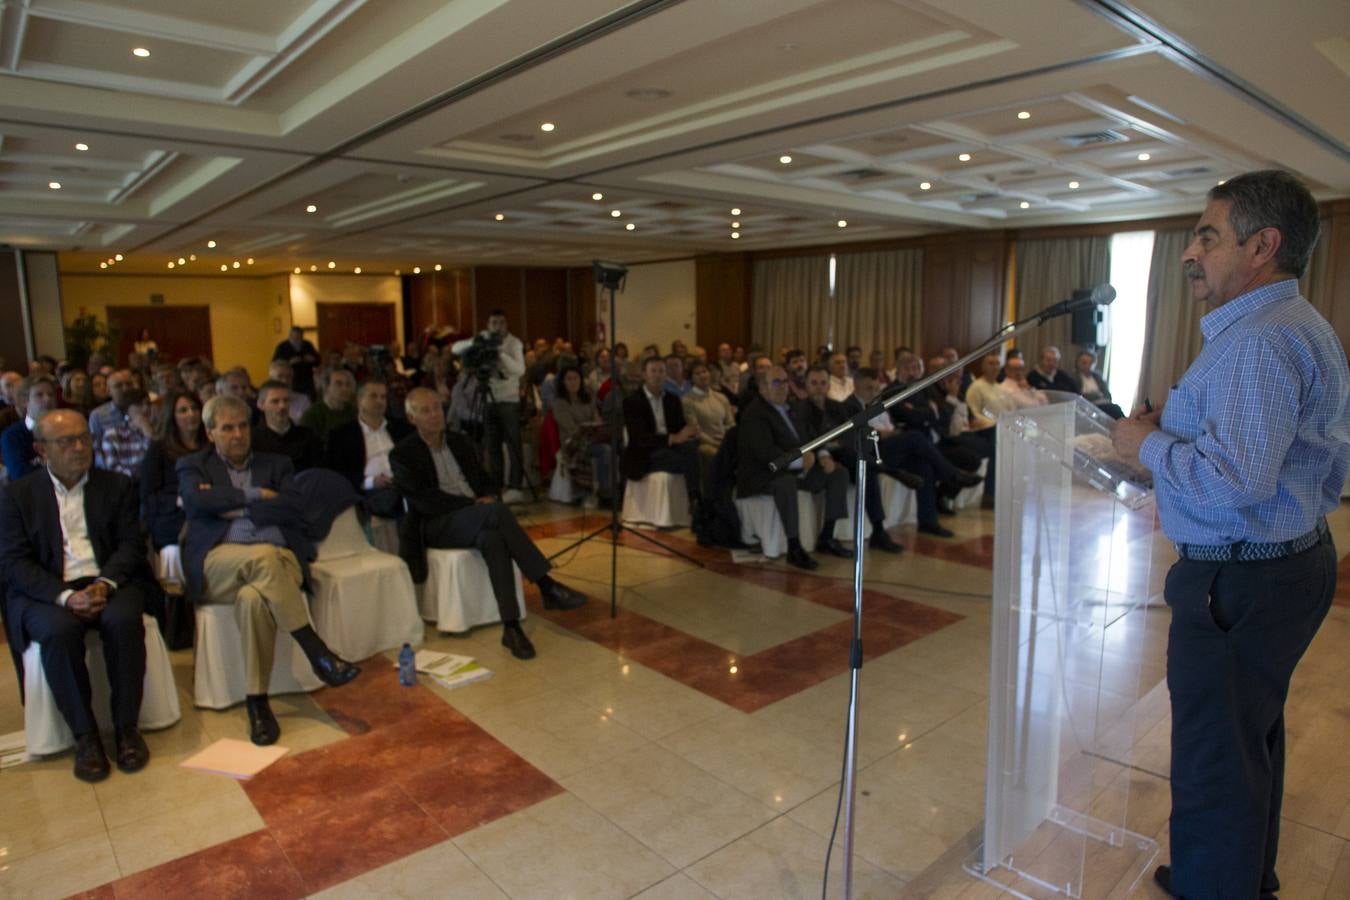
1183, 262, 1205, 280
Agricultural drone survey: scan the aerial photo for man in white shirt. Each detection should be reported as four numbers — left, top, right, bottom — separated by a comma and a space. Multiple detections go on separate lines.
964, 354, 1017, 429
999, 356, 1049, 409
826, 353, 854, 403
454, 309, 528, 502
0, 410, 155, 781
325, 380, 413, 517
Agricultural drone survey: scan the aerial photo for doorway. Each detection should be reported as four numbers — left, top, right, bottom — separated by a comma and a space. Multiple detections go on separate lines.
316, 302, 396, 352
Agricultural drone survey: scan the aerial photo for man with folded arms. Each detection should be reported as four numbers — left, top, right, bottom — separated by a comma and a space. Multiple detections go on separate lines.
0, 410, 154, 781
392, 388, 587, 660
179, 395, 359, 746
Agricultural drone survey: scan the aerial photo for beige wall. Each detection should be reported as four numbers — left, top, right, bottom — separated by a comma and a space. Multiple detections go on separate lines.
289, 273, 403, 350
609, 260, 696, 353
59, 273, 291, 383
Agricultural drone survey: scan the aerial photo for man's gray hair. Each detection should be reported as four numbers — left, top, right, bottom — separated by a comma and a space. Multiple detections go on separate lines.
1209, 170, 1320, 277
203, 394, 250, 430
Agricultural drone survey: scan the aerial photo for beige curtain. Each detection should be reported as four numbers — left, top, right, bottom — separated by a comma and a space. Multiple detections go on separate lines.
1014, 235, 1111, 355
751, 256, 831, 353
832, 248, 923, 358
1138, 228, 1205, 405
1300, 216, 1333, 321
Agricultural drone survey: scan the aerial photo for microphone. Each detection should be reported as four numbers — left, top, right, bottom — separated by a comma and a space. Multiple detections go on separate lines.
1037, 284, 1116, 322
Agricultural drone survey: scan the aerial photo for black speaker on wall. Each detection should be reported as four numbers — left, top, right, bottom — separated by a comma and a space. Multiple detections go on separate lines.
1071, 288, 1106, 347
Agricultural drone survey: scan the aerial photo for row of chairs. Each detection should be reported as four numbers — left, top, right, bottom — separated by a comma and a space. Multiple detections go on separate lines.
22, 508, 524, 755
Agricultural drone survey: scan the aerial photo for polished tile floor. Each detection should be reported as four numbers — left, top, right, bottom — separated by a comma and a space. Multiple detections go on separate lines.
2, 499, 1349, 899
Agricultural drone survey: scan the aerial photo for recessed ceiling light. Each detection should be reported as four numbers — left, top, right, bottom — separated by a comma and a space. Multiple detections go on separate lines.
919, 181, 932, 190
540, 122, 555, 132
167, 261, 175, 269
207, 240, 216, 248
958, 153, 972, 162
220, 264, 228, 271
1068, 180, 1080, 189
75, 142, 89, 151
177, 257, 186, 265
327, 261, 335, 269
100, 262, 107, 269
310, 264, 318, 272
232, 261, 240, 268
188, 254, 196, 261
114, 253, 123, 261
625, 223, 635, 231
837, 219, 848, 228
48, 181, 61, 189
1017, 111, 1031, 120
1019, 201, 1031, 209
1137, 152, 1151, 161
494, 213, 505, 221
779, 155, 793, 164
246, 257, 254, 265
610, 209, 621, 218
434, 263, 443, 271
394, 269, 401, 276
294, 267, 301, 274
132, 47, 150, 58
731, 221, 740, 228
731, 232, 740, 239
412, 266, 420, 274
354, 266, 362, 274
730, 207, 742, 216
591, 192, 604, 201
305, 204, 317, 213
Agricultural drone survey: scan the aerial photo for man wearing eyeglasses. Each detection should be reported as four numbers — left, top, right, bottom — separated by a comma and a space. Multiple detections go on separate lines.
0, 410, 156, 782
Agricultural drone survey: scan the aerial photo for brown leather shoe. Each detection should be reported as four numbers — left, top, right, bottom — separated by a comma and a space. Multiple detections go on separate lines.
73, 733, 111, 783
114, 725, 151, 773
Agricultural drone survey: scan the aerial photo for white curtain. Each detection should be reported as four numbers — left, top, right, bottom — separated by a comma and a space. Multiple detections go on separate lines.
1137, 228, 1205, 405
1014, 235, 1111, 355
1300, 217, 1333, 322
832, 248, 923, 358
751, 256, 831, 353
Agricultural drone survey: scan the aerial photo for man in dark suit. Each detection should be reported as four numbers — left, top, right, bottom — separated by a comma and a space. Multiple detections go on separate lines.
0, 410, 154, 782
251, 380, 323, 471
1, 374, 58, 481
621, 357, 701, 507
1026, 346, 1080, 394
737, 366, 852, 570
272, 326, 321, 398
391, 388, 587, 661
178, 395, 358, 746
325, 379, 412, 518
1071, 349, 1125, 419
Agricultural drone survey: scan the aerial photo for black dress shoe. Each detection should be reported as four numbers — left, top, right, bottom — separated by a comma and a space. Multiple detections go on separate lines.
1153, 865, 1175, 897
917, 523, 955, 538
311, 652, 360, 688
786, 542, 819, 570
246, 695, 281, 746
73, 733, 110, 783
887, 469, 926, 491
540, 581, 588, 611
817, 537, 855, 559
868, 531, 904, 554
954, 471, 983, 488
937, 495, 956, 516
502, 621, 536, 660
114, 725, 150, 773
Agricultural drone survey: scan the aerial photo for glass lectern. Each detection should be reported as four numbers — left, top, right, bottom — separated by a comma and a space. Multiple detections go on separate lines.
964, 394, 1162, 898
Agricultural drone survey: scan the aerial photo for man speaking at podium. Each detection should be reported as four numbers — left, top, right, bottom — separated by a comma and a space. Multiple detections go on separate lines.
1113, 170, 1348, 899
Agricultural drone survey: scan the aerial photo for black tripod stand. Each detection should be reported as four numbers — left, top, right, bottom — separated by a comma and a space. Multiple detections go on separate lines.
546, 260, 703, 618
468, 362, 539, 502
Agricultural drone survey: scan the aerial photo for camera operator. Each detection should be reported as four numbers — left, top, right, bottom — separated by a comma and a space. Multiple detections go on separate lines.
453, 308, 527, 502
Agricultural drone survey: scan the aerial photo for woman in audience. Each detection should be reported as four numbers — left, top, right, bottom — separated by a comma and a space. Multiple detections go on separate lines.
552, 366, 599, 497
682, 360, 736, 494
90, 370, 109, 406
61, 369, 95, 414
133, 327, 159, 358
140, 390, 205, 550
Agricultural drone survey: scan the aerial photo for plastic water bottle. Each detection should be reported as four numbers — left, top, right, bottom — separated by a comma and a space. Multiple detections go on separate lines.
398, 643, 416, 686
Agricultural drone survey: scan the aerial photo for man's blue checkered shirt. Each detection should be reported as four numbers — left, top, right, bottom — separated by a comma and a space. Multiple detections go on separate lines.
1140, 278, 1350, 544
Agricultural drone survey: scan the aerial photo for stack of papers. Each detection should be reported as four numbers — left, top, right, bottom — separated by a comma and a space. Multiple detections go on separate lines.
0, 730, 29, 768
411, 650, 492, 690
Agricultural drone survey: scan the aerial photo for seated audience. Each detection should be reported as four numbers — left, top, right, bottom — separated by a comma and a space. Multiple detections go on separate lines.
251, 380, 323, 473
785, 349, 810, 400
736, 354, 774, 411
940, 346, 973, 397
391, 388, 588, 660
90, 371, 109, 406
826, 353, 854, 402
139, 390, 205, 550
272, 326, 320, 398
93, 378, 153, 480
965, 354, 1017, 427
325, 380, 412, 518
0, 410, 154, 781
300, 367, 356, 445
737, 365, 853, 570
930, 358, 995, 508
999, 356, 1049, 409
795, 366, 903, 554
551, 366, 600, 496
845, 345, 864, 374
61, 369, 96, 416
2, 374, 58, 480
715, 342, 740, 395
0, 369, 23, 432
681, 361, 736, 494
662, 354, 691, 397
621, 357, 702, 508
1072, 349, 1125, 419
266, 359, 311, 422
1026, 346, 1079, 394
179, 396, 360, 746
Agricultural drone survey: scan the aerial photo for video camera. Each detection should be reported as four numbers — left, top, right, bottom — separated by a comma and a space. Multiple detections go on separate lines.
461, 331, 503, 382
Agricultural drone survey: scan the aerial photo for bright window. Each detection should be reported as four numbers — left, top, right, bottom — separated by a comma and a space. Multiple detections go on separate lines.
1105, 230, 1155, 412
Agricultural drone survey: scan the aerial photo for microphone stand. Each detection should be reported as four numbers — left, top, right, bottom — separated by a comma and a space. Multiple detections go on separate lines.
790, 303, 1085, 899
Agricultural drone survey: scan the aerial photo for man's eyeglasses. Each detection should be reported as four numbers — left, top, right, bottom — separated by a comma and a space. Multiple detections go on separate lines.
40, 431, 92, 450
769, 378, 788, 388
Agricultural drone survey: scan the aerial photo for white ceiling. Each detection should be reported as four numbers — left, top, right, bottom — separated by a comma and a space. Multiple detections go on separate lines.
0, 0, 1346, 275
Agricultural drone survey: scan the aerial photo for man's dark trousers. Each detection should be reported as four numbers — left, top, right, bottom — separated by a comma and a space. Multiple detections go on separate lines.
1164, 530, 1336, 898
423, 501, 548, 622
485, 401, 525, 491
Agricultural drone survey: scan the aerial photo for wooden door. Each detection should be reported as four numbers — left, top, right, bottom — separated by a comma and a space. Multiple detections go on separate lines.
107, 305, 212, 365
316, 302, 395, 352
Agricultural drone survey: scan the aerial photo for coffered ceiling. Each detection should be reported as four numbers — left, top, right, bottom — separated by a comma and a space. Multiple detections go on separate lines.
0, 0, 1346, 275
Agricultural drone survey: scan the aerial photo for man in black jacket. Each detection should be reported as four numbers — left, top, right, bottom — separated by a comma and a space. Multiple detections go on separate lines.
736, 366, 852, 570
392, 388, 587, 660
0, 410, 155, 781
325, 380, 412, 518
251, 380, 323, 472
621, 357, 701, 508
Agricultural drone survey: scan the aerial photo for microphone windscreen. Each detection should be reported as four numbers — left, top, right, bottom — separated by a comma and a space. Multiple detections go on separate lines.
1091, 284, 1117, 306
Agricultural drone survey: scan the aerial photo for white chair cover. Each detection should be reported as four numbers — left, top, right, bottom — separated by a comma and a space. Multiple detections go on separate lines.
24, 614, 182, 756
880, 474, 918, 527
368, 516, 400, 555
156, 544, 185, 589
309, 508, 423, 662
549, 451, 577, 503
193, 604, 322, 710
621, 472, 689, 528
832, 485, 875, 541
734, 490, 819, 558
419, 549, 525, 633
953, 458, 989, 510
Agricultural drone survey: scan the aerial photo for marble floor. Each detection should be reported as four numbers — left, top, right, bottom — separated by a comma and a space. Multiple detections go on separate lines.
2, 499, 1349, 900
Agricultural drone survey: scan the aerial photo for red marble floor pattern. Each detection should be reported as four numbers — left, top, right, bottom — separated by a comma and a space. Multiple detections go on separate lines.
525, 516, 965, 712
1336, 550, 1350, 609
71, 670, 564, 899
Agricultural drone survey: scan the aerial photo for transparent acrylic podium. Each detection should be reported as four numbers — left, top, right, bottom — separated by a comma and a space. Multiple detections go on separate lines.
964, 394, 1161, 898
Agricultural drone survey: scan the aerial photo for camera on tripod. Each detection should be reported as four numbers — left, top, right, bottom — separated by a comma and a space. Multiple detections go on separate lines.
461, 331, 503, 381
